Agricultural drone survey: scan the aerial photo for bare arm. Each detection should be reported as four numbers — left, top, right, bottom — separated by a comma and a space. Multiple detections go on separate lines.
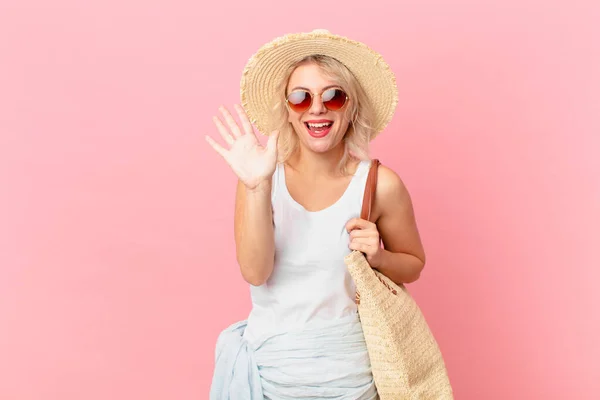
205, 104, 279, 286
234, 179, 275, 286
374, 165, 426, 284
347, 165, 426, 285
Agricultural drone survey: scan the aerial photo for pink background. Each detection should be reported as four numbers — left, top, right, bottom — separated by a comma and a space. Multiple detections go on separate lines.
1, 0, 599, 399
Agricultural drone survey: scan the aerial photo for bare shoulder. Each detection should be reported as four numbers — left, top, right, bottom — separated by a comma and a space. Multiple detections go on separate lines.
377, 164, 406, 191
372, 163, 425, 262
374, 164, 412, 216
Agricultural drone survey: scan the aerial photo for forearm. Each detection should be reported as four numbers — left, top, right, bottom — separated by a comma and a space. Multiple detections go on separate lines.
373, 249, 425, 285
236, 180, 275, 286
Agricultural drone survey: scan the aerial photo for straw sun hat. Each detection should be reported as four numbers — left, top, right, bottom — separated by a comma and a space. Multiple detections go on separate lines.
240, 29, 398, 139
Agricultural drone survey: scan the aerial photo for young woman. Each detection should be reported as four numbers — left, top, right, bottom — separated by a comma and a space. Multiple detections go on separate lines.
206, 29, 425, 400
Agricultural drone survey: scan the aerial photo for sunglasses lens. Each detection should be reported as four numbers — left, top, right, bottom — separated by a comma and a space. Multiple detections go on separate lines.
322, 89, 347, 110
287, 91, 312, 112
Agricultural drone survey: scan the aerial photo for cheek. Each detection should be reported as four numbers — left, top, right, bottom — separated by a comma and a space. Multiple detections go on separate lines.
289, 114, 304, 128
336, 121, 351, 137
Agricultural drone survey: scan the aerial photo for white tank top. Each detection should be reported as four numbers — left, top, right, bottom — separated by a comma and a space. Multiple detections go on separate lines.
243, 160, 372, 347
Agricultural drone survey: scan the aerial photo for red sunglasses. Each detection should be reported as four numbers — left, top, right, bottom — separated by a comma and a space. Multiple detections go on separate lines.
286, 88, 349, 113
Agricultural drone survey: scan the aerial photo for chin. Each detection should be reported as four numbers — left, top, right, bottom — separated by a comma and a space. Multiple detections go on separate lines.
306, 138, 344, 154
307, 144, 333, 153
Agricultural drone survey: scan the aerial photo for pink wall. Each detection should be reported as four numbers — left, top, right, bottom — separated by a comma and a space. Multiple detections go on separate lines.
1, 0, 599, 399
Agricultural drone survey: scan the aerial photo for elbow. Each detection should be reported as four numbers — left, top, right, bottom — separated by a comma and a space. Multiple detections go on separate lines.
242, 271, 269, 286
238, 258, 273, 286
405, 272, 421, 284
405, 259, 425, 284
235, 242, 275, 286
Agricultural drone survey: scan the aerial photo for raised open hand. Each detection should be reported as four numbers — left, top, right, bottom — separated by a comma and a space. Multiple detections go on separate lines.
205, 104, 279, 190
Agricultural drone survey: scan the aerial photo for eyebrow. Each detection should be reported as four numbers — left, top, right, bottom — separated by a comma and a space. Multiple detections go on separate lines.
289, 84, 340, 92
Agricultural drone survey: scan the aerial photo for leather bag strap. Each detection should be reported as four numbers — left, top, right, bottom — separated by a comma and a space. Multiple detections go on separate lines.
360, 159, 381, 222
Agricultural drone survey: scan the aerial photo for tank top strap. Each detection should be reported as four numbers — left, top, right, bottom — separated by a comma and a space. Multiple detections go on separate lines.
342, 159, 372, 216
349, 159, 372, 193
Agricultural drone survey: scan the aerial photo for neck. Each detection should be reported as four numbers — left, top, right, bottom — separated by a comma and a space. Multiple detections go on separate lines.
287, 142, 347, 179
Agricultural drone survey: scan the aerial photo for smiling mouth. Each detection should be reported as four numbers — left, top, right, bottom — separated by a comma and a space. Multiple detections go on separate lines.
304, 122, 333, 138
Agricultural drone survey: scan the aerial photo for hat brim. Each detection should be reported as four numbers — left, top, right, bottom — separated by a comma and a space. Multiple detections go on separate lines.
240, 30, 398, 139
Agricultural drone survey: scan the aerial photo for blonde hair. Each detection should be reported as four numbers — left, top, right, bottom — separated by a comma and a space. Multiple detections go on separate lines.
271, 55, 377, 175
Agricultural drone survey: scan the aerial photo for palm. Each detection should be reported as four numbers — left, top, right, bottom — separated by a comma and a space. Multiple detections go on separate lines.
205, 105, 279, 189
226, 132, 277, 188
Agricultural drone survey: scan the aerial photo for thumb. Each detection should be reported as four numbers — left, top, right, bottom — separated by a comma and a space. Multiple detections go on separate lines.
266, 130, 280, 154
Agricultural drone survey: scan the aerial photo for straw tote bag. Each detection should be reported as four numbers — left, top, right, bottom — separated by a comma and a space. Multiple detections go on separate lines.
344, 159, 454, 399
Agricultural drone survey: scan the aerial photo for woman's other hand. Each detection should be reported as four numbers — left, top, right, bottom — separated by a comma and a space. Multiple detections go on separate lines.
346, 218, 384, 269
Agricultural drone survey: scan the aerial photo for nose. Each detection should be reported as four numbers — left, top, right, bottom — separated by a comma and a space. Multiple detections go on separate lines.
308, 94, 326, 115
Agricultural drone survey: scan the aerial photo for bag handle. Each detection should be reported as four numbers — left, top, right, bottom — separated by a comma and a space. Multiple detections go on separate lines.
354, 158, 388, 305
360, 159, 381, 222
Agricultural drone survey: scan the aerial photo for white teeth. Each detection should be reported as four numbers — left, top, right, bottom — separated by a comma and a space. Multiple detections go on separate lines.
307, 122, 333, 128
